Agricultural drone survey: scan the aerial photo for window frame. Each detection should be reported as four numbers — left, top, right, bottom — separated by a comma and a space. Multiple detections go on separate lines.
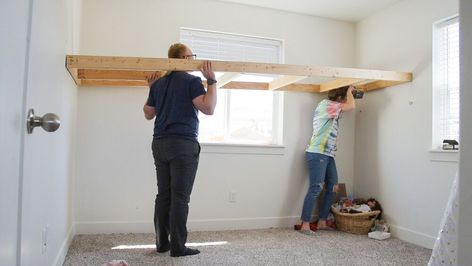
432, 15, 460, 152
180, 27, 285, 147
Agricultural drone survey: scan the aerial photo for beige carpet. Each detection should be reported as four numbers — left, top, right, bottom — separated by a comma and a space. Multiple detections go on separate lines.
63, 228, 431, 266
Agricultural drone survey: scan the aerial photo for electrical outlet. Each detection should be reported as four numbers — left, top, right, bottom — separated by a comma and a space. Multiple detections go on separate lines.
229, 191, 236, 203
41, 225, 49, 254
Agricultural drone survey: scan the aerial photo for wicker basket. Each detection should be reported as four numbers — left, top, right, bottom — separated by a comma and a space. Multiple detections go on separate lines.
331, 206, 381, 235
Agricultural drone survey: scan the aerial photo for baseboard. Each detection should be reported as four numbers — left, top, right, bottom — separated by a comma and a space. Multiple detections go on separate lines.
188, 216, 300, 231
389, 224, 436, 249
53, 225, 75, 266
74, 216, 301, 234
75, 221, 155, 234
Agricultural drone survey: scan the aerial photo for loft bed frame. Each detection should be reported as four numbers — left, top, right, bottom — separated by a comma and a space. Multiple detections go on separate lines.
66, 55, 412, 92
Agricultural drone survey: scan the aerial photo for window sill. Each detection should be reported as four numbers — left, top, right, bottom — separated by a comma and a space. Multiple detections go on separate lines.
429, 149, 459, 162
201, 142, 285, 155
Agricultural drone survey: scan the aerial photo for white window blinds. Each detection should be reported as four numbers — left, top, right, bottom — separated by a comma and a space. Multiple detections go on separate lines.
433, 17, 460, 149
180, 28, 282, 63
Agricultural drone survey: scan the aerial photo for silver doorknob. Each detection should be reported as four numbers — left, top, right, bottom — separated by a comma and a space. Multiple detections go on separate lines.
27, 109, 61, 134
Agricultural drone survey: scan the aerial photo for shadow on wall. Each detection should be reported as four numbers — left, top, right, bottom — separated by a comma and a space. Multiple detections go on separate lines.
354, 91, 391, 215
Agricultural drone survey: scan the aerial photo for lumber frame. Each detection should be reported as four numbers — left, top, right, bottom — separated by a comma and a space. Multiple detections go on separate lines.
319, 78, 364, 92
269, 75, 307, 90
216, 73, 241, 88
66, 55, 412, 92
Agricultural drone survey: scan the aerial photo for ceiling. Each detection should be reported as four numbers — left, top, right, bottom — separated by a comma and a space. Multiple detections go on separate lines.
214, 0, 402, 22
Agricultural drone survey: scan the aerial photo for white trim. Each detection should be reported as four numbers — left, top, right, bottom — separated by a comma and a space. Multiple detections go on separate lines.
53, 225, 75, 266
74, 217, 299, 234
429, 149, 459, 162
75, 221, 154, 234
201, 143, 285, 155
188, 216, 300, 231
389, 224, 436, 249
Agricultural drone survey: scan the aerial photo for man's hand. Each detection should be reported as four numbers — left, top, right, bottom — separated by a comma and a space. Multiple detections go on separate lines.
146, 71, 162, 87
194, 61, 217, 115
199, 61, 216, 81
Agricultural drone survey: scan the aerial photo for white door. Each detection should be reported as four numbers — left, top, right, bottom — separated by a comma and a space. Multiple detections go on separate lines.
0, 0, 33, 265
1, 0, 76, 265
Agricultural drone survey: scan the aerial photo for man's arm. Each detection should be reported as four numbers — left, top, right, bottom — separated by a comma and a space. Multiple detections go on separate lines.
143, 98, 155, 120
193, 61, 217, 115
143, 71, 163, 120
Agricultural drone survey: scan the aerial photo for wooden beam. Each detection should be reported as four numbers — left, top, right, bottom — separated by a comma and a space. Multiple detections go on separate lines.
220, 82, 320, 93
78, 69, 155, 80
216, 73, 241, 88
319, 78, 364, 92
221, 81, 268, 90
66, 55, 412, 82
66, 66, 81, 85
356, 80, 405, 91
268, 75, 307, 90
80, 79, 147, 87
279, 83, 320, 93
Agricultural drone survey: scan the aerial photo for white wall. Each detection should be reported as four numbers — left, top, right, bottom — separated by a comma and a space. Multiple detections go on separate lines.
75, 0, 356, 233
458, 0, 472, 264
354, 0, 458, 248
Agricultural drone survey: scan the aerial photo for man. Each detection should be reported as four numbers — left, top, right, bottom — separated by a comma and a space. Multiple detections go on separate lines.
143, 43, 217, 257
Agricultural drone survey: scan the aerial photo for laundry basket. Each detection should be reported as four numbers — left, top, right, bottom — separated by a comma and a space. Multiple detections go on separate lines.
331, 206, 381, 235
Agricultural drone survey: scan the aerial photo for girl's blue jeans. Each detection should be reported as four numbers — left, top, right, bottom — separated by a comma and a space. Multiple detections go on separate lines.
301, 152, 338, 222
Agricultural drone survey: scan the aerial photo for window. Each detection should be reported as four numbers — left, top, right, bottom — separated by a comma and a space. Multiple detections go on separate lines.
180, 28, 284, 145
432, 16, 460, 150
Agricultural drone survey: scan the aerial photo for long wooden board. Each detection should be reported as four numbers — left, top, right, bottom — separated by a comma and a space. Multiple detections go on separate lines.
66, 55, 412, 92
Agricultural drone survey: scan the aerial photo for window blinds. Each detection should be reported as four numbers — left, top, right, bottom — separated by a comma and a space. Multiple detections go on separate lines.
180, 28, 282, 63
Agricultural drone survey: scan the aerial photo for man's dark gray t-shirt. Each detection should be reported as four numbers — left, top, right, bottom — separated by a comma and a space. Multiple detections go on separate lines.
147, 71, 206, 141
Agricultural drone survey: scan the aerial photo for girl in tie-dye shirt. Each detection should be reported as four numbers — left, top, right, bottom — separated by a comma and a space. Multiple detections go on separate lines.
306, 99, 343, 156
299, 86, 356, 235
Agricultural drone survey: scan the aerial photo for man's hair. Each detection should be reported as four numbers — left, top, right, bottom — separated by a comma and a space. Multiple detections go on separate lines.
328, 86, 349, 102
168, 43, 188, 59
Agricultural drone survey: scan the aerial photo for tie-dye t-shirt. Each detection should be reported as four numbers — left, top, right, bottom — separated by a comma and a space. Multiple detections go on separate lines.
306, 99, 343, 157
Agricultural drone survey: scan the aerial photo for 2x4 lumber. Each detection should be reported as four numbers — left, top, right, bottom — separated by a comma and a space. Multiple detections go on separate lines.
356, 80, 405, 91
66, 67, 81, 85
78, 79, 320, 93
221, 82, 319, 92
279, 83, 320, 93
80, 79, 147, 87
319, 78, 364, 92
222, 81, 268, 90
78, 69, 156, 80
216, 73, 241, 88
66, 55, 412, 82
268, 75, 307, 90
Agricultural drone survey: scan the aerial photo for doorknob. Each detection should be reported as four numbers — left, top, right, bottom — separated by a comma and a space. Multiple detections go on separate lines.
27, 109, 61, 134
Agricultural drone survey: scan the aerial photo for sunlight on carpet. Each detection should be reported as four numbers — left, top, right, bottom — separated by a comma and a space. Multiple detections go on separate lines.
111, 241, 228, 250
